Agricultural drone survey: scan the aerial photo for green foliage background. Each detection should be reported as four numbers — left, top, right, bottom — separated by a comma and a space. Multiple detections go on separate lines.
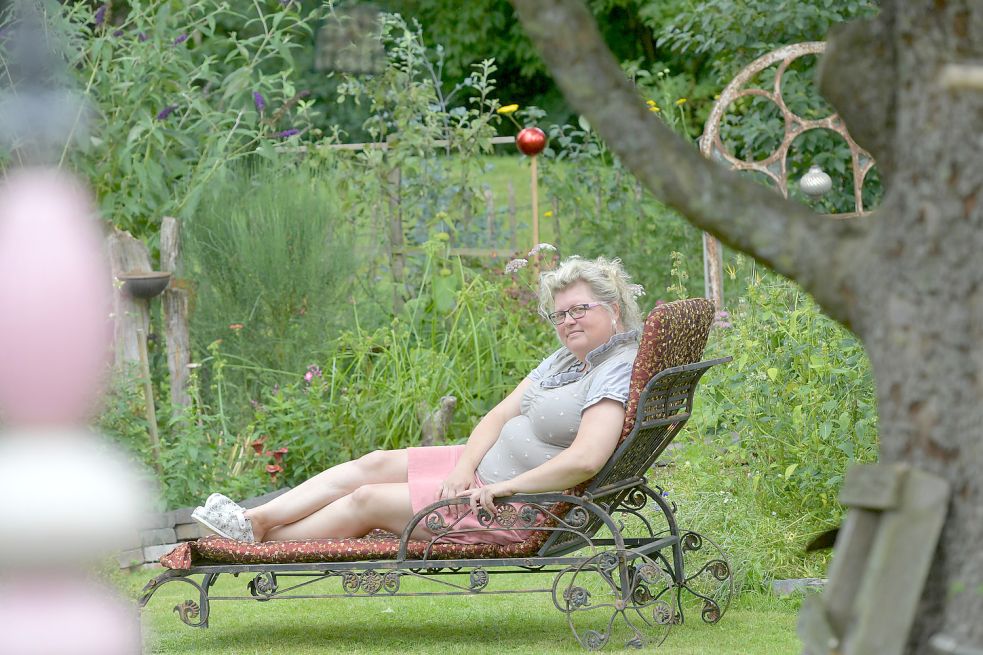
11, 0, 883, 591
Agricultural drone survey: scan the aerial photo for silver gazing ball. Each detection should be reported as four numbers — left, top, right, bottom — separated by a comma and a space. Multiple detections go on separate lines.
799, 164, 833, 197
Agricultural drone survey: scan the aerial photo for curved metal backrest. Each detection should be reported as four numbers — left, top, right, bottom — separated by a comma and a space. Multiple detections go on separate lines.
534, 298, 721, 557
536, 357, 728, 557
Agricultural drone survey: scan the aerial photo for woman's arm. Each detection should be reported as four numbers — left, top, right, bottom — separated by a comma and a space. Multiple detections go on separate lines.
466, 398, 625, 513
437, 377, 532, 500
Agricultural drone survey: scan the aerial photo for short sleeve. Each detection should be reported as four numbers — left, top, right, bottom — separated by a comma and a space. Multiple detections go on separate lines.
528, 347, 565, 383
582, 359, 634, 412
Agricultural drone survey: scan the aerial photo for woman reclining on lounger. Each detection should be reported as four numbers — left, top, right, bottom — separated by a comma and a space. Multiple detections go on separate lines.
192, 255, 643, 546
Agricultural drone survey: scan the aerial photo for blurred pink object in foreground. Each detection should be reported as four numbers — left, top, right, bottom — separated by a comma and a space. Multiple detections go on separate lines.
0, 576, 140, 655
0, 168, 112, 425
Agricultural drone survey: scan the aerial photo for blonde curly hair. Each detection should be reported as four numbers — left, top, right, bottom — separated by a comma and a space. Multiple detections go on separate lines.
538, 256, 643, 332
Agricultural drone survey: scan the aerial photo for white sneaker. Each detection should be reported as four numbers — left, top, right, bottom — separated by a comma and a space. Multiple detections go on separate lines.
191, 493, 255, 542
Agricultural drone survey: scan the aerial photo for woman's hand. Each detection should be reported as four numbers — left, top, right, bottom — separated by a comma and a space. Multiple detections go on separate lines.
467, 481, 514, 516
438, 465, 476, 501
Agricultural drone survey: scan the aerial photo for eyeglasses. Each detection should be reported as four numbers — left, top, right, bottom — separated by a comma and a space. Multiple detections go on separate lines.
546, 302, 606, 325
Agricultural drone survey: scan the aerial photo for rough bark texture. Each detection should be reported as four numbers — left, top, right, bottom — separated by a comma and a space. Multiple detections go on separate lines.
510, 0, 983, 649
105, 228, 151, 370
160, 216, 191, 413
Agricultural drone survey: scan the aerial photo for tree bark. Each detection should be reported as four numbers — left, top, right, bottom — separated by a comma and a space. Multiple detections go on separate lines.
510, 0, 983, 649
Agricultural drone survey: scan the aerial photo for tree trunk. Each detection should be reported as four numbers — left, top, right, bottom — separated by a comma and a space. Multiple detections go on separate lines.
509, 0, 983, 649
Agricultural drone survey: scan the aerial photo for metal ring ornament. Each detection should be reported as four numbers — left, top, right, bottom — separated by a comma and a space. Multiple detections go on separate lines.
552, 551, 674, 650
700, 41, 876, 215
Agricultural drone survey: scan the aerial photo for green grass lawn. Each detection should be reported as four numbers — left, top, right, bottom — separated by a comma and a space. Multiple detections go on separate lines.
136, 570, 803, 654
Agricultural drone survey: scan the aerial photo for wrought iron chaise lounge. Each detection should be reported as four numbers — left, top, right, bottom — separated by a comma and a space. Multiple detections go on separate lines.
142, 297, 733, 651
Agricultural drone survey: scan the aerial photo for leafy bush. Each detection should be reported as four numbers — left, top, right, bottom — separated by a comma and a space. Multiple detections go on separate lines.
182, 160, 358, 412
247, 245, 552, 487
0, 1, 326, 240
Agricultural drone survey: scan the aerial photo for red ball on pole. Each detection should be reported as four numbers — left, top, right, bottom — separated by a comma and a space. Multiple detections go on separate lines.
516, 127, 547, 156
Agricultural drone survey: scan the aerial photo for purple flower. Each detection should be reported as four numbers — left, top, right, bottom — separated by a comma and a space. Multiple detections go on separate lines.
138, 32, 149, 42
112, 29, 124, 37
94, 4, 107, 26
253, 91, 266, 112
173, 33, 188, 45
276, 128, 300, 138
156, 105, 178, 121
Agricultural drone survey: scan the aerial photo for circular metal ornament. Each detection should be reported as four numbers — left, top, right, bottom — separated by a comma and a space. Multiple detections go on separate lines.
551, 551, 673, 650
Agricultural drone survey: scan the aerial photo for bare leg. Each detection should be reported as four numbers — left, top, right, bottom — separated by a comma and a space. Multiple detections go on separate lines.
244, 449, 409, 541
262, 482, 430, 541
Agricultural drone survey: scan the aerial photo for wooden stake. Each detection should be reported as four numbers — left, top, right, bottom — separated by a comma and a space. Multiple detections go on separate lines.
531, 155, 539, 273
531, 155, 540, 248
136, 325, 163, 476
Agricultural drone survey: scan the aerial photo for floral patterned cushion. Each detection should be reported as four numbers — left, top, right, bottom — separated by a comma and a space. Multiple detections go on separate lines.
160, 298, 715, 571
161, 530, 551, 570
619, 298, 715, 439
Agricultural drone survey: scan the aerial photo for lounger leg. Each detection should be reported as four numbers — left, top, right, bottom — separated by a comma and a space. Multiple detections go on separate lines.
139, 571, 211, 628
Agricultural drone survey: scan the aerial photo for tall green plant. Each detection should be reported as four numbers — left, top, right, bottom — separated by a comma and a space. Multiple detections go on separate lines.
0, 1, 326, 240
183, 161, 358, 412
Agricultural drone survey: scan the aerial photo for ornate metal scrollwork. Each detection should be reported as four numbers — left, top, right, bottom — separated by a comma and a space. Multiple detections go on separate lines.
247, 572, 277, 600
676, 530, 734, 625
469, 568, 489, 591
708, 560, 730, 581
564, 585, 591, 608
622, 489, 648, 511
553, 551, 674, 651
476, 507, 494, 526
651, 600, 675, 625
564, 506, 589, 529
141, 573, 210, 629
341, 571, 360, 595
682, 532, 703, 552
425, 510, 447, 533
584, 629, 608, 651
361, 571, 384, 595
598, 551, 620, 573
173, 600, 201, 626
340, 570, 393, 596
383, 572, 401, 594
518, 503, 542, 527
495, 504, 518, 528
701, 599, 722, 624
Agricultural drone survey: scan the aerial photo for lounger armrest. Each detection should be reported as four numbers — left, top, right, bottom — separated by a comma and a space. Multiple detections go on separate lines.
397, 492, 625, 560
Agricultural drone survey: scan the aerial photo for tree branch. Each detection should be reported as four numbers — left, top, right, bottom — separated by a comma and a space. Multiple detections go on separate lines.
509, 0, 872, 326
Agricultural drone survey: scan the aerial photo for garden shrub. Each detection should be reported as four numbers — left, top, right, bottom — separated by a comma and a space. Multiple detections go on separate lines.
659, 264, 878, 587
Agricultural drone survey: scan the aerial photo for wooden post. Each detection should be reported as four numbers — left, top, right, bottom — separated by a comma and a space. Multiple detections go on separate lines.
160, 216, 191, 413
136, 325, 163, 475
798, 463, 949, 655
703, 233, 724, 310
531, 155, 540, 250
484, 188, 495, 247
105, 228, 151, 370
551, 196, 561, 252
508, 181, 517, 254
386, 134, 405, 314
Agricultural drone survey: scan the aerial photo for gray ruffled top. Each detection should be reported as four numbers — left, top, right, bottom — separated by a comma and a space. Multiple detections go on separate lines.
476, 330, 639, 485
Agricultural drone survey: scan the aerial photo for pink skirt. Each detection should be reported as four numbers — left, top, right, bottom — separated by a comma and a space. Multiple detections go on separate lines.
407, 445, 535, 546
